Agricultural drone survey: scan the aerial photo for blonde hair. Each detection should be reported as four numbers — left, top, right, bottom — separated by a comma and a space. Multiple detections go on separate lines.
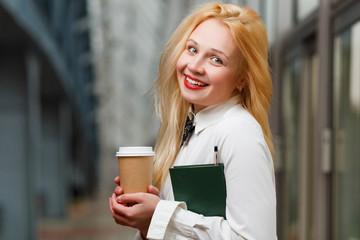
153, 2, 274, 188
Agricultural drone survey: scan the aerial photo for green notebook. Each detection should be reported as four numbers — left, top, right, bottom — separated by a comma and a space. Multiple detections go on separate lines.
169, 163, 227, 219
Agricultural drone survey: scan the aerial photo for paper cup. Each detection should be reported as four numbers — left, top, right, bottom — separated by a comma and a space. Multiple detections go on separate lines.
116, 146, 154, 193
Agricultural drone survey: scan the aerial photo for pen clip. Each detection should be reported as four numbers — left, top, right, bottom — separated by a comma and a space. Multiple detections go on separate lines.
214, 146, 219, 165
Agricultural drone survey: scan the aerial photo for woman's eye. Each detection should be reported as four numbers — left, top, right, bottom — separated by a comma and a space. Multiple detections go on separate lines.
188, 47, 197, 53
211, 57, 223, 64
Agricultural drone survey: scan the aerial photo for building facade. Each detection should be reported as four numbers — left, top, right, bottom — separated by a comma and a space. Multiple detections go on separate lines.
270, 0, 360, 239
0, 0, 96, 239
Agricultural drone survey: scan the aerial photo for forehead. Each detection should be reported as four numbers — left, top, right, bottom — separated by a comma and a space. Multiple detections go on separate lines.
189, 18, 240, 57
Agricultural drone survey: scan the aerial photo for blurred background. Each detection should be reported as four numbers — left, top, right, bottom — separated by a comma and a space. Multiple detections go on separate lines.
0, 0, 359, 239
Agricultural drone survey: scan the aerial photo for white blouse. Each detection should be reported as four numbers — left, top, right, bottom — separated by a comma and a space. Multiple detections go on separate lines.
144, 97, 277, 240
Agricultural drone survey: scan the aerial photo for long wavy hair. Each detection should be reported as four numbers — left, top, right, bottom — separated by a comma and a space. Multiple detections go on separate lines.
153, 2, 274, 189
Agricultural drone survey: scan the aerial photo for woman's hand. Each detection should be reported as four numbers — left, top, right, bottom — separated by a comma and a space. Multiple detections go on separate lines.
109, 192, 161, 237
110, 176, 161, 237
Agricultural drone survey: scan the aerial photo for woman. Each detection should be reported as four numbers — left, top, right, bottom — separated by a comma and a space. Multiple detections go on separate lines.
109, 3, 277, 239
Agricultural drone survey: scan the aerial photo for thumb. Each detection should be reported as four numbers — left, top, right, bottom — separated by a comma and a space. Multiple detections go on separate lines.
117, 193, 144, 205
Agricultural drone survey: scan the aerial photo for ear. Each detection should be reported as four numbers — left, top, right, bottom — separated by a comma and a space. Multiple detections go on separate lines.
236, 78, 247, 92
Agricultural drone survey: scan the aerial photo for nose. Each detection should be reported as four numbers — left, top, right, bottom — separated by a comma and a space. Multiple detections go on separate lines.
188, 55, 205, 75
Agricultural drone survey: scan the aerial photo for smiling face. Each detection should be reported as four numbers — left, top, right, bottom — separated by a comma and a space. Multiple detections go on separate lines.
176, 18, 243, 113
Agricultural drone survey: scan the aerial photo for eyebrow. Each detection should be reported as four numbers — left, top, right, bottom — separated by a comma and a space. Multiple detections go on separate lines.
187, 39, 230, 61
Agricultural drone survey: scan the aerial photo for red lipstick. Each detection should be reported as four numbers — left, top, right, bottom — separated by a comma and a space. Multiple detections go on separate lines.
183, 74, 208, 90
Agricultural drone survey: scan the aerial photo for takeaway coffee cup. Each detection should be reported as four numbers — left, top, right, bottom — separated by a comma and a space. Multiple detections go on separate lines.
116, 146, 155, 193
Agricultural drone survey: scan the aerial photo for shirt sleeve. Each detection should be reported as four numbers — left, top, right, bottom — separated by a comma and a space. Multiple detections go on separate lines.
147, 200, 192, 239
147, 117, 277, 240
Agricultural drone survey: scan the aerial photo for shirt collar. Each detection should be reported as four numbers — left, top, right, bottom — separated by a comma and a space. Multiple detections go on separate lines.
193, 97, 240, 134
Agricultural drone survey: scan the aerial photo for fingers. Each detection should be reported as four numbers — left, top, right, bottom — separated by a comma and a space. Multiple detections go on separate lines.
109, 197, 115, 215
115, 186, 123, 195
114, 176, 120, 185
109, 196, 125, 225
111, 193, 126, 214
110, 194, 131, 226
113, 177, 122, 197
148, 185, 160, 197
109, 192, 160, 232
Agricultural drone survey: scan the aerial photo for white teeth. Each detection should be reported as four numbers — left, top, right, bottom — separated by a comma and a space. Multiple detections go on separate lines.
186, 77, 207, 86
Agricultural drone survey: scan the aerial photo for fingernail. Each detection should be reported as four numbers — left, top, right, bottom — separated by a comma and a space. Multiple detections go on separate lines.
116, 196, 122, 202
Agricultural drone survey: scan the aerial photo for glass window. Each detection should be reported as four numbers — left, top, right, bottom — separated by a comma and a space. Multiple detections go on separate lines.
333, 20, 360, 240
281, 51, 318, 240
276, 0, 294, 37
281, 57, 301, 240
262, 0, 276, 44
302, 52, 318, 240
297, 0, 319, 21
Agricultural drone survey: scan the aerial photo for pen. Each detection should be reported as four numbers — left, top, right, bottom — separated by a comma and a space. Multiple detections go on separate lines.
214, 146, 219, 165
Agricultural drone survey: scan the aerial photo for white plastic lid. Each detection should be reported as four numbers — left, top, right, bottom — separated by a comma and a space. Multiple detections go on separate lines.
116, 146, 155, 157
